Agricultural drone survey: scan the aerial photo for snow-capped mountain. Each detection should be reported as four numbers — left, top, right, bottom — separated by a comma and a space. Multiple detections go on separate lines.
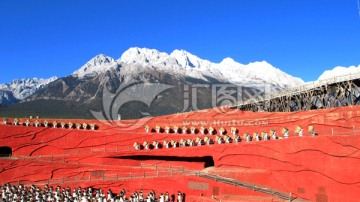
7, 46, 359, 119
318, 65, 360, 81
73, 54, 117, 78
0, 77, 58, 102
0, 90, 18, 105
73, 47, 305, 88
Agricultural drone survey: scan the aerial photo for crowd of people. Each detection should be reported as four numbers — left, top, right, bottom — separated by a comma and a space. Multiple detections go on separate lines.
135, 125, 318, 150
0, 184, 184, 202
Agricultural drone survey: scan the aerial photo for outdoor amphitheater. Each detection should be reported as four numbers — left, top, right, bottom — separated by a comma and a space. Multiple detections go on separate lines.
2, 95, 360, 201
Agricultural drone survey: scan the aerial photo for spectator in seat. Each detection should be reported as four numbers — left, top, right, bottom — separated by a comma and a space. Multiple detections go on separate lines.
215, 136, 223, 144
295, 126, 303, 137
139, 190, 144, 202
224, 135, 231, 143
282, 127, 289, 138
164, 140, 171, 148
143, 141, 149, 150
171, 140, 178, 148
233, 134, 241, 143
262, 132, 269, 141
253, 132, 260, 141
204, 136, 211, 145
159, 193, 164, 202
270, 129, 277, 140
308, 125, 316, 136
244, 133, 251, 142
133, 142, 140, 150
195, 137, 203, 146
177, 191, 183, 202
153, 141, 160, 149
187, 139, 194, 146
180, 138, 187, 147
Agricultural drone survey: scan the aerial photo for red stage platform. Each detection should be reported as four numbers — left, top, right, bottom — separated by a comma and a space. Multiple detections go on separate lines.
2, 106, 360, 201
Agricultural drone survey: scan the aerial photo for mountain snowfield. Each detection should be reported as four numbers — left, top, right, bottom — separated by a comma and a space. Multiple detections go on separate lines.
318, 65, 360, 80
2, 47, 359, 105
0, 77, 58, 101
72, 54, 117, 78
74, 47, 305, 88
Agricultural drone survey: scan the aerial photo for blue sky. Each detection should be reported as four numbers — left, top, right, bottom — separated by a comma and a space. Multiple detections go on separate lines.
0, 0, 359, 83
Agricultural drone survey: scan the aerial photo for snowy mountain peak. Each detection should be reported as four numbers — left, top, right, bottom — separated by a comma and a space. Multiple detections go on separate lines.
119, 47, 169, 65
170, 49, 212, 70
73, 54, 116, 78
4, 77, 58, 88
90, 54, 115, 66
118, 47, 304, 87
170, 49, 195, 68
0, 76, 58, 101
220, 57, 237, 64
318, 65, 360, 81
71, 47, 305, 88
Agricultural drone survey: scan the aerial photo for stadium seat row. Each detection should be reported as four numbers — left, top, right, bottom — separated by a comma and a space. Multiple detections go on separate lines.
3, 118, 97, 130
134, 125, 317, 150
